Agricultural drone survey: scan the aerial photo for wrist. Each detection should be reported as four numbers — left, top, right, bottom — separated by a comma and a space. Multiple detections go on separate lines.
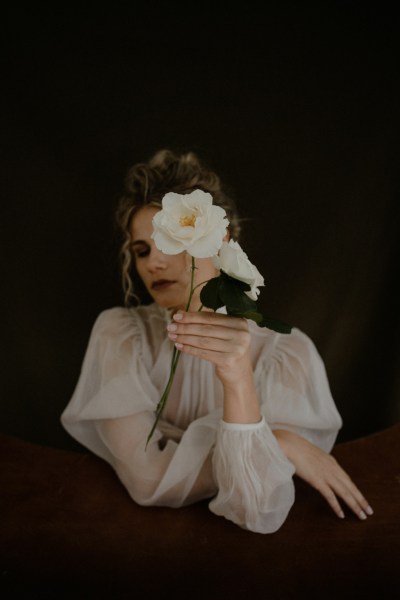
273, 429, 298, 461
216, 355, 253, 389
221, 366, 261, 424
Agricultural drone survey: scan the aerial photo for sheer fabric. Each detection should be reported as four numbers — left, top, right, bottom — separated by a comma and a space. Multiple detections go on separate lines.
61, 304, 342, 533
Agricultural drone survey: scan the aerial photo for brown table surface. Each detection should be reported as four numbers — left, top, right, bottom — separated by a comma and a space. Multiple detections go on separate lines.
1, 425, 399, 599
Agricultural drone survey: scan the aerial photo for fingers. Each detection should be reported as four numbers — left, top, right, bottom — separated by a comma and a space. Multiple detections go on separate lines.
318, 479, 372, 521
168, 321, 235, 342
313, 457, 373, 521
317, 484, 345, 519
167, 311, 250, 353
167, 311, 251, 372
172, 310, 248, 331
328, 470, 373, 520
283, 431, 375, 522
170, 332, 229, 354
169, 327, 248, 365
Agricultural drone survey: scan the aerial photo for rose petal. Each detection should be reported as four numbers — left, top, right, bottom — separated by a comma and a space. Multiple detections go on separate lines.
152, 189, 229, 257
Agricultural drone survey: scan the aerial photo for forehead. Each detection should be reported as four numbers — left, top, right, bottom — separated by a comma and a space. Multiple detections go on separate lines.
130, 206, 160, 240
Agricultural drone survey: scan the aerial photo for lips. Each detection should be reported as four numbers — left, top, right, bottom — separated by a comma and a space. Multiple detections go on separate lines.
151, 279, 176, 290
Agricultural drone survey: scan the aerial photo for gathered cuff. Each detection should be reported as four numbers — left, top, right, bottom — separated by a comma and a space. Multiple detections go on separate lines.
221, 415, 265, 432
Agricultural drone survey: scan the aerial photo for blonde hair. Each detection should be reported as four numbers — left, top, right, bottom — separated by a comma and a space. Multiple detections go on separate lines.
115, 149, 241, 306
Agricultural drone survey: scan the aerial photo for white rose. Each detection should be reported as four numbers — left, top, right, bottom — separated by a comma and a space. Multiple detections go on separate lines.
152, 189, 229, 258
213, 240, 265, 300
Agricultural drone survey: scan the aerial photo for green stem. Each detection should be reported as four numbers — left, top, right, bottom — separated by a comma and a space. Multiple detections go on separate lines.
185, 256, 197, 311
146, 256, 197, 449
145, 348, 181, 448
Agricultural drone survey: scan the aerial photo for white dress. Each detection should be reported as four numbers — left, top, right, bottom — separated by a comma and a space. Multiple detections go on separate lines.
61, 303, 342, 534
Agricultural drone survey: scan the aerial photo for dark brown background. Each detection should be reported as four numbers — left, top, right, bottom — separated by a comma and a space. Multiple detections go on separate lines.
2, 3, 399, 450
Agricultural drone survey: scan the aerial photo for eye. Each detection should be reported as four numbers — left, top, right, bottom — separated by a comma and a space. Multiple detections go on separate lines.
131, 244, 150, 259
135, 248, 149, 258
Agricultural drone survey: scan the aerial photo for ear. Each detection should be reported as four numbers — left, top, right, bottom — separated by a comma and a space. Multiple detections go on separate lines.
223, 228, 230, 242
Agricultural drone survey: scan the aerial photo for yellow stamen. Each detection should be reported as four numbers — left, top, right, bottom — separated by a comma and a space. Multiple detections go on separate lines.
179, 214, 197, 227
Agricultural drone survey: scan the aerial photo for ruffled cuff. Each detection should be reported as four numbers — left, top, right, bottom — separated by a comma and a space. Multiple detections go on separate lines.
221, 416, 265, 432
209, 418, 295, 533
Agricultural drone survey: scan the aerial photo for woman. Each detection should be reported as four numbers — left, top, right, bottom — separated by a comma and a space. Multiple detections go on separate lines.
61, 149, 373, 533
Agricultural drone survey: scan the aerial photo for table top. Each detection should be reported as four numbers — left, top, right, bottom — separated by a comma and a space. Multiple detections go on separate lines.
1, 424, 399, 598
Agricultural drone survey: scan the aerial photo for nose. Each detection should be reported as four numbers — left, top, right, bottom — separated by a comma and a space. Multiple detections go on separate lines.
146, 246, 168, 272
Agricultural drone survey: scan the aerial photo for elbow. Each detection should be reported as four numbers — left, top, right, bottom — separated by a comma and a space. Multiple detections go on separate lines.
113, 458, 187, 508
112, 461, 161, 506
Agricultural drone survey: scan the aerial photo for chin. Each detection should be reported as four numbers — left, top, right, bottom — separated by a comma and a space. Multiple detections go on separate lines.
150, 293, 183, 310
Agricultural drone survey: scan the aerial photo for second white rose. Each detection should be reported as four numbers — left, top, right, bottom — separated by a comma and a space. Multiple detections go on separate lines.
213, 240, 265, 300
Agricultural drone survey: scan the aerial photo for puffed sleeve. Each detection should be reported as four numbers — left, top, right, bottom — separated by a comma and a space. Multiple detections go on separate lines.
256, 328, 343, 451
209, 417, 296, 533
62, 313, 342, 534
61, 308, 217, 506
208, 327, 343, 534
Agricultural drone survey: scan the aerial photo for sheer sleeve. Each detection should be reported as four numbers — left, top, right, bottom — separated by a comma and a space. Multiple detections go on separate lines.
208, 327, 342, 534
209, 417, 296, 533
62, 312, 342, 534
255, 327, 343, 452
61, 308, 217, 507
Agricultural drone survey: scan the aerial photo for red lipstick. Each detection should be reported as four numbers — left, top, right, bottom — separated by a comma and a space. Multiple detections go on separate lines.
151, 279, 176, 290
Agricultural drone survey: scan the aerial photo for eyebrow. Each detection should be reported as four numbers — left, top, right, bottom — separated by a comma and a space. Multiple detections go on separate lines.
130, 240, 149, 247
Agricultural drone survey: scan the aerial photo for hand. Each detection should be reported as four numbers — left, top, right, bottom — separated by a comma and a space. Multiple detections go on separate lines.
274, 429, 374, 520
168, 310, 260, 423
167, 310, 251, 386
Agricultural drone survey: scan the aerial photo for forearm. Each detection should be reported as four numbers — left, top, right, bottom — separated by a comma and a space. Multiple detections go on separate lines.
98, 415, 216, 506
272, 429, 298, 461
221, 361, 262, 424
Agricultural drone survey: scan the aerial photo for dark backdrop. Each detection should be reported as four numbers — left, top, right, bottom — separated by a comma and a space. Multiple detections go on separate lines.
2, 3, 399, 451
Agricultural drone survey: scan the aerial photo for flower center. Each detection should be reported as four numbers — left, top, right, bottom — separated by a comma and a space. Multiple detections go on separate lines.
179, 214, 197, 228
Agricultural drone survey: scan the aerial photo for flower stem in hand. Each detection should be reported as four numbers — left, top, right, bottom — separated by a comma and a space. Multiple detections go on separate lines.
146, 346, 181, 448
184, 256, 197, 311
146, 257, 197, 449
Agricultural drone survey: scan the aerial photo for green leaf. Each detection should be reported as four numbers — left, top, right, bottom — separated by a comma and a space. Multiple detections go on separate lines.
200, 276, 224, 310
257, 315, 292, 334
241, 311, 263, 324
219, 277, 257, 314
200, 272, 292, 335
220, 271, 251, 292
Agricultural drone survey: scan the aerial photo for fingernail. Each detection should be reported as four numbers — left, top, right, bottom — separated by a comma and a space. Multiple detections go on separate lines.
175, 342, 183, 349
366, 505, 374, 516
338, 511, 345, 519
359, 510, 367, 520
173, 312, 183, 321
168, 333, 177, 340
167, 323, 177, 332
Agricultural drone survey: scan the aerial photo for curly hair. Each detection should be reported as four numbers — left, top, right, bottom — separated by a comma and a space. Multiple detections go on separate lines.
115, 149, 241, 306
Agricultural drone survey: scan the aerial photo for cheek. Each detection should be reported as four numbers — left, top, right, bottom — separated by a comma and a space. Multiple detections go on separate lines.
175, 253, 191, 273
133, 259, 146, 283
195, 257, 218, 281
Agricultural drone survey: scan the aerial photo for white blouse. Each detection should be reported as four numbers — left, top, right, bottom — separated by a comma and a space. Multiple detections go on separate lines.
61, 303, 342, 534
